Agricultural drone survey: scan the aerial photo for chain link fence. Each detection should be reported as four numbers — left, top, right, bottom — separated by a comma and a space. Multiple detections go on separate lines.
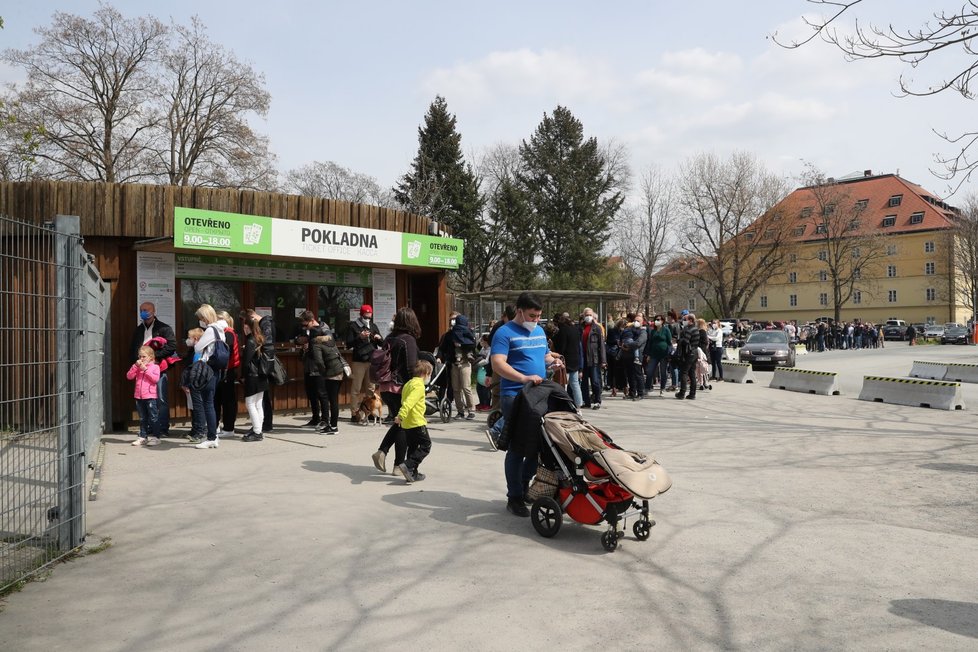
0, 214, 106, 592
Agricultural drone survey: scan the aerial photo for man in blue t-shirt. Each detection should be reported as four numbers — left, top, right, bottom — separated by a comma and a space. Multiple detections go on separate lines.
488, 292, 561, 517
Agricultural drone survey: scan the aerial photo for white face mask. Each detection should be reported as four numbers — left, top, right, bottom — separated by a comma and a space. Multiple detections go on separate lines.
362, 318, 371, 326
655, 320, 662, 326
198, 320, 207, 328
186, 338, 195, 347
450, 319, 456, 327
633, 321, 641, 328
584, 315, 593, 324
389, 321, 395, 330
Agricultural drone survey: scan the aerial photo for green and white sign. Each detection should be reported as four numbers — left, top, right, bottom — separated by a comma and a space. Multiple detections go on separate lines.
174, 207, 463, 269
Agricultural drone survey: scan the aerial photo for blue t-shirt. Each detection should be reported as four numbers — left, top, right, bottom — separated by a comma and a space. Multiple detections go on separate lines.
490, 320, 548, 397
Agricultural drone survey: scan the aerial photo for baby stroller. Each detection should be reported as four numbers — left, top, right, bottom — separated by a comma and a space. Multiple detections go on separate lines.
505, 381, 672, 552
419, 351, 453, 422
695, 347, 712, 391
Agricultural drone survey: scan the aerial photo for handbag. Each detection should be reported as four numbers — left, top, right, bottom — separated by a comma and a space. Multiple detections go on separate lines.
260, 352, 288, 386
526, 466, 559, 501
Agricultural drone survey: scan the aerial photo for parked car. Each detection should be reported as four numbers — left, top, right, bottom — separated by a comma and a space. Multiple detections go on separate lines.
923, 324, 945, 339
882, 323, 910, 341
739, 330, 796, 370
941, 326, 970, 345
911, 323, 926, 336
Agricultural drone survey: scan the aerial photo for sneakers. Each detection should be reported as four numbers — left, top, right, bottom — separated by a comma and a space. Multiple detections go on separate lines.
371, 450, 387, 472
675, 392, 685, 400
146, 436, 161, 447
506, 498, 529, 517
316, 421, 327, 431
131, 437, 147, 447
591, 403, 601, 410
465, 411, 475, 420
241, 432, 263, 442
398, 463, 414, 484
413, 472, 425, 482
320, 425, 338, 435
187, 433, 204, 444
485, 429, 498, 451
302, 418, 319, 427
221, 429, 236, 438
195, 439, 218, 449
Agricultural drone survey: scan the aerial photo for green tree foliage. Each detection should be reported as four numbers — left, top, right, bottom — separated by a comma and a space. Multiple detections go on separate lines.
517, 106, 624, 289
394, 96, 488, 291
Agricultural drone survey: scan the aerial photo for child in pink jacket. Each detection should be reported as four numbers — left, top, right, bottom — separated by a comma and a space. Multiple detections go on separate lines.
128, 345, 161, 446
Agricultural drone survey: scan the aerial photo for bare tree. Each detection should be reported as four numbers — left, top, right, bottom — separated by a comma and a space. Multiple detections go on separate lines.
797, 165, 890, 322
675, 151, 793, 318
952, 195, 978, 322
775, 1, 978, 192
155, 17, 275, 189
284, 160, 394, 206
3, 5, 167, 182
616, 167, 674, 314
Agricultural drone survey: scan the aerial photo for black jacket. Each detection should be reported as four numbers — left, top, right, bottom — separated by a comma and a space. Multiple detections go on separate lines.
130, 318, 176, 364
345, 318, 382, 362
552, 322, 581, 372
498, 380, 576, 459
678, 324, 702, 361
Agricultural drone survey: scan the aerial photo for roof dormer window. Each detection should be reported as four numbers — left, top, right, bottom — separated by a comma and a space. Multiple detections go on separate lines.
855, 199, 868, 210
882, 216, 896, 227
800, 207, 812, 218
888, 195, 903, 207
910, 212, 924, 224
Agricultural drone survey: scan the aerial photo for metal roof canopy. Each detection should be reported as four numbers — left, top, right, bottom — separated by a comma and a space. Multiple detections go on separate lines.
455, 289, 631, 328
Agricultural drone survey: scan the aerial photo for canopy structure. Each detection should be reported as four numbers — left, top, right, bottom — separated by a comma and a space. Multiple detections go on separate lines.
454, 289, 632, 333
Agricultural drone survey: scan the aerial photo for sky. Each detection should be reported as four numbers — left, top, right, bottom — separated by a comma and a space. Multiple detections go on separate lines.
2, 1, 976, 205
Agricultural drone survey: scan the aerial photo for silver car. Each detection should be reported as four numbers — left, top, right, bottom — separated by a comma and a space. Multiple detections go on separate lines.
739, 330, 796, 370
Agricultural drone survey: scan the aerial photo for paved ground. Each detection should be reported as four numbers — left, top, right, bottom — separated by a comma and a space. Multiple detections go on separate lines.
1, 342, 976, 650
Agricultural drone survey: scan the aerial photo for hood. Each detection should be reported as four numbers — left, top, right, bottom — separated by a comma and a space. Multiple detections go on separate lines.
451, 315, 476, 346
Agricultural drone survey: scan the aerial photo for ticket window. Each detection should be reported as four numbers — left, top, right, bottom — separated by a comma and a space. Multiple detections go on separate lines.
180, 280, 243, 336
254, 283, 308, 344
318, 285, 364, 345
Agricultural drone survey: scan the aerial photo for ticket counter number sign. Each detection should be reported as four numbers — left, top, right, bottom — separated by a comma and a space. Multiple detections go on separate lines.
174, 207, 463, 269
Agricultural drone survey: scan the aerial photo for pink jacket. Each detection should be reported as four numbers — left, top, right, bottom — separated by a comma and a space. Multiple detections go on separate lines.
127, 363, 161, 399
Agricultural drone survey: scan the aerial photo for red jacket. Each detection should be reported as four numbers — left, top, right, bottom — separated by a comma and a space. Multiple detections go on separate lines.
225, 328, 241, 370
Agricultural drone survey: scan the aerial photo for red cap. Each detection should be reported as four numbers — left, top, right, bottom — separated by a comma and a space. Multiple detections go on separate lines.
360, 304, 373, 315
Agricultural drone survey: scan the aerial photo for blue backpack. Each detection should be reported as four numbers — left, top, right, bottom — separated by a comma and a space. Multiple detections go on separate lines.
207, 325, 230, 371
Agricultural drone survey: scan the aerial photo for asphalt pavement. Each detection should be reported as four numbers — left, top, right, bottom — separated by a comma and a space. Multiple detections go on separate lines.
0, 342, 976, 650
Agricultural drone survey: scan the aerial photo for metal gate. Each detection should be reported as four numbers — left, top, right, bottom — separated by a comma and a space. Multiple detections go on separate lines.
0, 214, 106, 592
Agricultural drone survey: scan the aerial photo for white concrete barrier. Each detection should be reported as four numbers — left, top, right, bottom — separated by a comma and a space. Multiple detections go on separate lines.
769, 368, 841, 396
724, 348, 738, 361
941, 362, 978, 384
909, 360, 948, 380
858, 376, 965, 411
721, 360, 755, 384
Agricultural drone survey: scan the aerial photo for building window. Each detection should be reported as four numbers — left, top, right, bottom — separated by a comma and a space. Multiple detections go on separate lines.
882, 216, 896, 227
849, 219, 860, 230
763, 229, 774, 240
815, 223, 827, 234
888, 290, 897, 303
924, 241, 935, 253
788, 272, 797, 283
855, 199, 868, 210
925, 262, 935, 275
745, 232, 755, 241
926, 288, 936, 301
888, 195, 902, 207
818, 250, 827, 261
910, 212, 924, 224
800, 207, 812, 218
822, 203, 836, 216
688, 298, 696, 310
926, 316, 936, 325
853, 268, 861, 280
887, 265, 897, 278
852, 246, 861, 258
688, 280, 695, 289
793, 226, 806, 237
853, 290, 861, 305
664, 300, 671, 311
760, 296, 768, 308
887, 244, 897, 256
819, 293, 828, 306
819, 270, 828, 282
789, 253, 798, 263
789, 294, 797, 307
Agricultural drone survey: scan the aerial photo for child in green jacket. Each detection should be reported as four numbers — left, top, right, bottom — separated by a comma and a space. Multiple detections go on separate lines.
395, 359, 433, 483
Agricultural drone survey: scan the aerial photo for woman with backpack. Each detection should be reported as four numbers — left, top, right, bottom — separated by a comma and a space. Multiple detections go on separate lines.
192, 303, 228, 449
311, 333, 345, 434
241, 313, 270, 442
214, 310, 241, 437
371, 307, 421, 474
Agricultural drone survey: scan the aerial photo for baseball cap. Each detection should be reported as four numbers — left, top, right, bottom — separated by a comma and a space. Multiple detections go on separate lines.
360, 304, 373, 315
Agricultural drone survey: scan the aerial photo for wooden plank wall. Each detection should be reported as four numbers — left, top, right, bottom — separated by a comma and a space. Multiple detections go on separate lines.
0, 181, 439, 237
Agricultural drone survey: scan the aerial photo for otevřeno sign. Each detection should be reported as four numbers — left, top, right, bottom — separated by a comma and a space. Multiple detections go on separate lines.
174, 207, 464, 269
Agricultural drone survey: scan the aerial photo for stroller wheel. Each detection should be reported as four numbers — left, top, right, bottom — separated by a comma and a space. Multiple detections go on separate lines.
486, 409, 502, 430
600, 529, 620, 552
530, 497, 562, 538
439, 397, 452, 423
633, 519, 652, 541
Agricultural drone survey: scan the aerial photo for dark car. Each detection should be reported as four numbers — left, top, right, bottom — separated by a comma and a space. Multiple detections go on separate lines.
882, 324, 909, 341
739, 330, 796, 370
941, 326, 970, 345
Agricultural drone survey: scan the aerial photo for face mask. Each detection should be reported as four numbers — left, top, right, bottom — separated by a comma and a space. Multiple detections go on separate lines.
186, 338, 195, 346
389, 321, 395, 330
450, 319, 456, 327
139, 310, 151, 321
199, 320, 207, 328
584, 315, 593, 324
362, 318, 371, 326
633, 321, 641, 328
655, 320, 662, 326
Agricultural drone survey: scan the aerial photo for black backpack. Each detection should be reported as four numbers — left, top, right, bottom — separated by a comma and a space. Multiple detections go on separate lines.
207, 325, 230, 371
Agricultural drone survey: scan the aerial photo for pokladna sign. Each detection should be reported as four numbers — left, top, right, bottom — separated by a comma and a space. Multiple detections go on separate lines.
174, 207, 464, 269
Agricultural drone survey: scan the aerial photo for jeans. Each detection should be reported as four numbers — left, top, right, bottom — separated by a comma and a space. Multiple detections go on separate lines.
490, 394, 515, 436
710, 347, 723, 380
304, 373, 324, 421
192, 373, 219, 440
678, 356, 697, 398
499, 394, 535, 499
379, 422, 407, 466
135, 398, 158, 438
214, 368, 237, 432
647, 355, 668, 390
262, 385, 274, 431
627, 359, 645, 397
317, 376, 341, 428
566, 370, 583, 407
580, 364, 602, 406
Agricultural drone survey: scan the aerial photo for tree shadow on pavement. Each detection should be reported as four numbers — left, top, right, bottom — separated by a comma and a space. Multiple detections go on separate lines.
889, 599, 978, 639
917, 462, 978, 474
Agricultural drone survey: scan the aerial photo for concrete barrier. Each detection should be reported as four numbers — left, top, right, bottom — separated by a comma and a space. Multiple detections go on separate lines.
941, 362, 978, 384
769, 368, 841, 395
909, 360, 948, 380
721, 360, 755, 384
858, 376, 965, 411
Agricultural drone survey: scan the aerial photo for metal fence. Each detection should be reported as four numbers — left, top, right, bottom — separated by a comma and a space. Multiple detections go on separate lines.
0, 214, 106, 592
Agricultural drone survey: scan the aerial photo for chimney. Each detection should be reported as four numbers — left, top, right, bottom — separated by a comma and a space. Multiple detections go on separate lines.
864, 169, 872, 177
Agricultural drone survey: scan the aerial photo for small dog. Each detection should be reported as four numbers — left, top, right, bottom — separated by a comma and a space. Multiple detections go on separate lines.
354, 390, 384, 426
